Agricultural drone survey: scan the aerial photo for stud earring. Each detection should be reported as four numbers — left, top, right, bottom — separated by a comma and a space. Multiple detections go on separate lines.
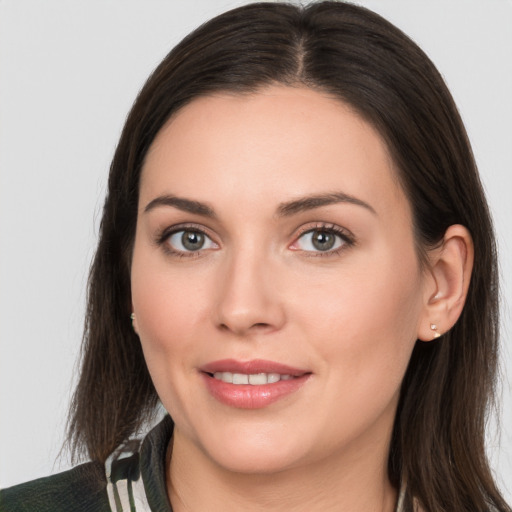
130, 313, 135, 325
430, 323, 441, 339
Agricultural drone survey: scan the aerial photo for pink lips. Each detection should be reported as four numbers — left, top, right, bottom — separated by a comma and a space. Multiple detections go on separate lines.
200, 359, 311, 409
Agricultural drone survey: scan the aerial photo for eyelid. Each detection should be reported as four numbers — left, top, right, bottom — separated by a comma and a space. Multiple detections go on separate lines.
293, 222, 354, 239
157, 222, 214, 241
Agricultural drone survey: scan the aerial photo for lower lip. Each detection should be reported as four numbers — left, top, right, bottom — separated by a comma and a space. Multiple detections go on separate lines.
202, 373, 310, 409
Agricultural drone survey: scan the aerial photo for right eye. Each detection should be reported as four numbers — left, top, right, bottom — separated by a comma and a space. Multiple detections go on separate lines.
166, 229, 218, 254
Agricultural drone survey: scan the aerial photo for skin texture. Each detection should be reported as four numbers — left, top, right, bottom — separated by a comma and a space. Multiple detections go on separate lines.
130, 86, 473, 512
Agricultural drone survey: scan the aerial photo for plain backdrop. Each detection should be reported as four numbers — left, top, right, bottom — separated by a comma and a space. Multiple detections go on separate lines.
1, 0, 511, 501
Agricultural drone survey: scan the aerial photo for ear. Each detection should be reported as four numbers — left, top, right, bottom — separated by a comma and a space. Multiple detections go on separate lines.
417, 225, 474, 342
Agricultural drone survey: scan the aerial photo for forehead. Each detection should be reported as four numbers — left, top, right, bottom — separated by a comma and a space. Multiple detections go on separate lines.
140, 85, 408, 220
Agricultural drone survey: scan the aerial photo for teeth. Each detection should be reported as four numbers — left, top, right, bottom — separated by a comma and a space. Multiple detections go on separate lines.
233, 373, 249, 385
214, 372, 232, 383
248, 373, 267, 385
267, 373, 280, 384
213, 372, 294, 385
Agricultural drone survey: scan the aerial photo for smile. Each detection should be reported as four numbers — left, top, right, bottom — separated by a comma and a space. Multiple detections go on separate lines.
200, 359, 311, 409
212, 372, 295, 385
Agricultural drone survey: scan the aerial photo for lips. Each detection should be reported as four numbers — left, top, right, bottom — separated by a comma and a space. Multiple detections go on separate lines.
200, 359, 311, 409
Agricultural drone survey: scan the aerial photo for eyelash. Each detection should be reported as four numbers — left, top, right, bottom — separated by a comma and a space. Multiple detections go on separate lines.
156, 223, 217, 259
156, 222, 355, 258
291, 223, 355, 258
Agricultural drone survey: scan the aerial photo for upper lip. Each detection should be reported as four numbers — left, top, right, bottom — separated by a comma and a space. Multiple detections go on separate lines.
200, 359, 310, 377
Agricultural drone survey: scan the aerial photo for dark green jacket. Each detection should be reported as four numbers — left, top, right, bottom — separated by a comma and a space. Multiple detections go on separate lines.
0, 415, 174, 512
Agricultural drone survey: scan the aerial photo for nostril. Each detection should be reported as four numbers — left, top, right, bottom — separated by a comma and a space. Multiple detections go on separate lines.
217, 321, 273, 335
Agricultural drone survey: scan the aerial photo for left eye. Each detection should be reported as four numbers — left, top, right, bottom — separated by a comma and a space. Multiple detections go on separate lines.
294, 229, 345, 252
167, 230, 217, 252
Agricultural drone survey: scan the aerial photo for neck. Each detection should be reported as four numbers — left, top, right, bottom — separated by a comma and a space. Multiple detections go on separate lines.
167, 427, 398, 512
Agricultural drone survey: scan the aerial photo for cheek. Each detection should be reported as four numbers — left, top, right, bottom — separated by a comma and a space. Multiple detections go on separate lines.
131, 231, 212, 330
131, 262, 210, 426
130, 246, 205, 381
293, 249, 424, 399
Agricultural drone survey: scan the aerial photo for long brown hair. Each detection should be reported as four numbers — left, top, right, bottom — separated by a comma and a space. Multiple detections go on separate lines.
67, 2, 509, 510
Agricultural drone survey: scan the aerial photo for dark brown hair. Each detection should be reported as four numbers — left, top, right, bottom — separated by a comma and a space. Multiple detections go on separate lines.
67, 2, 509, 510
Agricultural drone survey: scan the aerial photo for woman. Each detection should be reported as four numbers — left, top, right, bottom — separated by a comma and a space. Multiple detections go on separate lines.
1, 1, 510, 511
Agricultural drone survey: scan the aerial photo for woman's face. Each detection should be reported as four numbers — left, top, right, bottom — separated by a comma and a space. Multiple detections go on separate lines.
131, 86, 430, 474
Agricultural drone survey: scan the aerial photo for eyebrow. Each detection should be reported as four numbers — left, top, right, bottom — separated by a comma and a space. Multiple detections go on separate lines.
143, 191, 376, 218
144, 195, 216, 217
277, 192, 376, 217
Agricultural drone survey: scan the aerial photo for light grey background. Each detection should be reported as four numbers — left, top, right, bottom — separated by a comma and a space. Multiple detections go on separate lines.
1, 0, 511, 501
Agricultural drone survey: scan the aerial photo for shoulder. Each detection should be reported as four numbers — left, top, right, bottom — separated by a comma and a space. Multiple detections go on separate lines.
0, 413, 174, 512
0, 461, 110, 512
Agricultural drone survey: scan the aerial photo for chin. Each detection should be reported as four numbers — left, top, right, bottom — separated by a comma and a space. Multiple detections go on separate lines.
195, 422, 309, 475
211, 446, 302, 475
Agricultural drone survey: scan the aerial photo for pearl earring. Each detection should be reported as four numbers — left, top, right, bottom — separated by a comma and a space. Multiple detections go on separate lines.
430, 323, 441, 339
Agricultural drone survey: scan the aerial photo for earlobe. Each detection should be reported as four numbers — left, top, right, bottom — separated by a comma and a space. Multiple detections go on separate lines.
417, 225, 474, 342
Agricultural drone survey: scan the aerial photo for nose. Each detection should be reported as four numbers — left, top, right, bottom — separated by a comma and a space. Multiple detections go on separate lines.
213, 249, 286, 337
